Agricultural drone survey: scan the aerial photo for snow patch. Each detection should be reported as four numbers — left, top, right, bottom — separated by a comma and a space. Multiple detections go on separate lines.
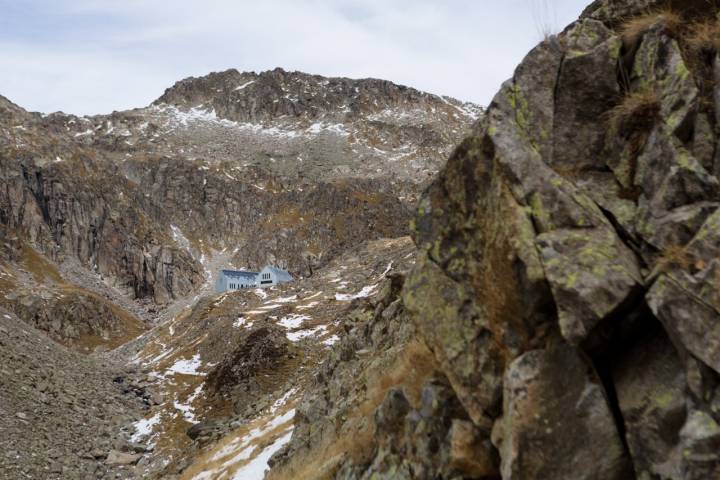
174, 384, 204, 424
277, 314, 310, 330
231, 430, 293, 480
335, 284, 378, 301
170, 225, 192, 253
234, 80, 256, 91
271, 388, 298, 413
130, 412, 162, 443
233, 317, 253, 329
167, 354, 204, 376
268, 295, 297, 304
286, 326, 327, 342
295, 301, 319, 311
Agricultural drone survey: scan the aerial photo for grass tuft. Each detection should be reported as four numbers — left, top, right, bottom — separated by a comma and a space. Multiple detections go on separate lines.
618, 8, 684, 47
607, 88, 661, 134
686, 18, 720, 53
656, 244, 692, 272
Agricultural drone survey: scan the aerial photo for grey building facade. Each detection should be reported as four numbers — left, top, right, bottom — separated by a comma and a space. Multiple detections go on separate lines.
215, 266, 293, 293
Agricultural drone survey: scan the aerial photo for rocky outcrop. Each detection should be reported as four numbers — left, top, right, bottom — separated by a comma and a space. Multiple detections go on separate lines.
206, 324, 298, 412
0, 152, 204, 304
271, 1, 720, 478
1, 286, 145, 352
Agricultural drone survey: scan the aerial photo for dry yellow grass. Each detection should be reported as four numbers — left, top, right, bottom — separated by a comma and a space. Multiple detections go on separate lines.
656, 244, 692, 272
618, 8, 683, 47
267, 339, 437, 480
607, 88, 660, 133
20, 243, 64, 284
686, 18, 720, 53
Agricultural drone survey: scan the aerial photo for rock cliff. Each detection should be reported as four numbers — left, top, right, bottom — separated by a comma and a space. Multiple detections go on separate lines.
270, 1, 720, 478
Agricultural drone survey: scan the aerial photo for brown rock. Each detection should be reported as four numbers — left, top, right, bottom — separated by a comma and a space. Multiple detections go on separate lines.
105, 449, 142, 466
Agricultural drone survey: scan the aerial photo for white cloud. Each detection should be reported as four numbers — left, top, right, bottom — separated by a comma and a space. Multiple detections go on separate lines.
0, 0, 590, 115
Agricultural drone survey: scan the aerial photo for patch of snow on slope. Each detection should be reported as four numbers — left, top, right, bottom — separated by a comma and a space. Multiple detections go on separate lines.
234, 80, 256, 91
277, 314, 310, 330
286, 326, 327, 342
381, 261, 393, 277
253, 288, 268, 299
335, 284, 378, 301
199, 253, 212, 286
170, 224, 192, 253
295, 301, 319, 311
267, 295, 297, 304
233, 317, 253, 329
258, 304, 281, 311
198, 409, 296, 479
174, 383, 204, 424
439, 96, 483, 120
130, 412, 162, 443
307, 122, 349, 136
167, 354, 204, 376
271, 388, 298, 413
231, 430, 293, 480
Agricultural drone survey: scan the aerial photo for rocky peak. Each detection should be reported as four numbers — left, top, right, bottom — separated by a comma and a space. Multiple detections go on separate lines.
153, 67, 481, 124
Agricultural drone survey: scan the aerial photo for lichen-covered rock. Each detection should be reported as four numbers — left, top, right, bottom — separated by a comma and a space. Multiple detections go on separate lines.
552, 19, 621, 170
648, 209, 720, 374
495, 345, 631, 480
363, 377, 498, 480
613, 324, 687, 479
679, 409, 720, 479
537, 227, 642, 344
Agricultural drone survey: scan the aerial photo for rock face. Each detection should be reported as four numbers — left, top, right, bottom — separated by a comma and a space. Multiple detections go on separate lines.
271, 1, 720, 478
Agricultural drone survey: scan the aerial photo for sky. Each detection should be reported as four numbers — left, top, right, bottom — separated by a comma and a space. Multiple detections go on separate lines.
0, 0, 590, 116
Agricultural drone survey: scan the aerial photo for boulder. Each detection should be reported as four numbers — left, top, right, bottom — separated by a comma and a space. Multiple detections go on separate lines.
496, 345, 632, 480
105, 450, 142, 466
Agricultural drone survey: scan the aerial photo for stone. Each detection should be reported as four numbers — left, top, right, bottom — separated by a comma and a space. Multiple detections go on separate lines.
613, 324, 687, 479
105, 450, 142, 466
678, 409, 720, 479
374, 388, 410, 431
497, 345, 632, 480
447, 419, 497, 478
537, 227, 642, 344
552, 19, 621, 171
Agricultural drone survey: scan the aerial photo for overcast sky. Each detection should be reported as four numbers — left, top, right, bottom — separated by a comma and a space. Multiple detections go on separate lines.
0, 0, 590, 115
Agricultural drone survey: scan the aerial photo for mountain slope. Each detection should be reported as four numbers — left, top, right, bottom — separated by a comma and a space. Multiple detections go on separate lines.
1, 68, 479, 308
